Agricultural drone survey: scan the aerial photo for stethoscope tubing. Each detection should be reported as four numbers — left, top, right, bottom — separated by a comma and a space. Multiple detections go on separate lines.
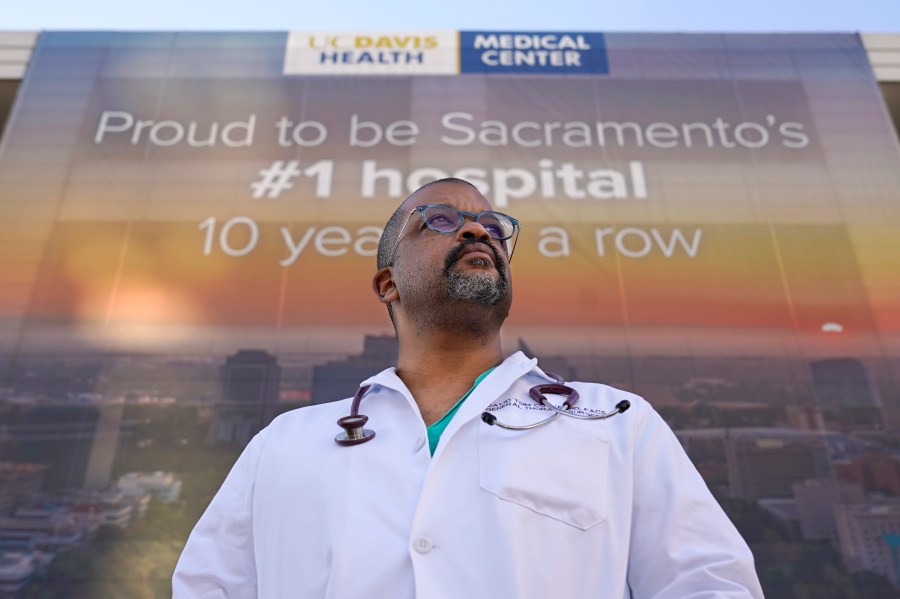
541, 399, 631, 420
480, 410, 561, 430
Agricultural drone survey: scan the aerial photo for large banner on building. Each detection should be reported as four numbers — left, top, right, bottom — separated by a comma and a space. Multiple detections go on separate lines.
1, 31, 900, 596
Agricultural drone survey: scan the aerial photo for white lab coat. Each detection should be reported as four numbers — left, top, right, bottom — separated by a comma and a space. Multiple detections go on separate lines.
173, 351, 763, 598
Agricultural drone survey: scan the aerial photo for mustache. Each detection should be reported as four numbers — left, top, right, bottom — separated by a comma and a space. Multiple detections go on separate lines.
443, 238, 507, 277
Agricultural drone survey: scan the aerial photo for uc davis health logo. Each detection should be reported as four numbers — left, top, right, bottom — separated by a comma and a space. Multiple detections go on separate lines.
460, 31, 608, 75
284, 31, 459, 75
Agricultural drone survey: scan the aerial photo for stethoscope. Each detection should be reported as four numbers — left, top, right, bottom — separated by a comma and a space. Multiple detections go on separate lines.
335, 373, 630, 446
481, 373, 631, 430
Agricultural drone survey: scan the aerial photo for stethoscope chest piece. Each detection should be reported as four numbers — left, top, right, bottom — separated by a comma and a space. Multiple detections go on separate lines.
335, 414, 376, 446
335, 385, 376, 446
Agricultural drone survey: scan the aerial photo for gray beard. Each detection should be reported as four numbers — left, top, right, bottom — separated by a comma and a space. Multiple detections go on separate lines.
446, 267, 507, 306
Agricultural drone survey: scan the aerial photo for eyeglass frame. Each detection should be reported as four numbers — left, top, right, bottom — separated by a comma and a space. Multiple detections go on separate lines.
385, 204, 521, 267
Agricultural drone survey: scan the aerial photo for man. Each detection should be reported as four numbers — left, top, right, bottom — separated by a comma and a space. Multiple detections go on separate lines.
173, 178, 764, 598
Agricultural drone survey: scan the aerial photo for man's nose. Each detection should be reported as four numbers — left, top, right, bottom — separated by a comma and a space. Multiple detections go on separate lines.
456, 219, 491, 243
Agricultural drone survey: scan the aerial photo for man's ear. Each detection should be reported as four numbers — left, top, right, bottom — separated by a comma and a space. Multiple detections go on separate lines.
372, 267, 400, 305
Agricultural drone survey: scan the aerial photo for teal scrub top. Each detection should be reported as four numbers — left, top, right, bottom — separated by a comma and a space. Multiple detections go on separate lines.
425, 367, 496, 455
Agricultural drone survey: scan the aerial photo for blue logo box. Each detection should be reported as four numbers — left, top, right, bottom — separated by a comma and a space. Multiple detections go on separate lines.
460, 31, 608, 74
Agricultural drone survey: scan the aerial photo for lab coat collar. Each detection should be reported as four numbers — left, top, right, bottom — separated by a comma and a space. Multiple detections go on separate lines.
357, 366, 419, 419
357, 351, 551, 393
355, 351, 556, 426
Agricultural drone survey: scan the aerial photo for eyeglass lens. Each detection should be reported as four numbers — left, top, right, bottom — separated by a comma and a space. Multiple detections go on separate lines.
421, 205, 515, 240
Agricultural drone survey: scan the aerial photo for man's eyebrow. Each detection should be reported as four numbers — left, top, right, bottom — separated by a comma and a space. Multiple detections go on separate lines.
431, 203, 486, 213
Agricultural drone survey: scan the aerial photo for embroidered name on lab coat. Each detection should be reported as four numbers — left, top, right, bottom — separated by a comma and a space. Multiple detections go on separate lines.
485, 397, 610, 417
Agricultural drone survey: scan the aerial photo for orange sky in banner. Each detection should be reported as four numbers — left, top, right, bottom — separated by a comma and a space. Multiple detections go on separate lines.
21, 221, 876, 338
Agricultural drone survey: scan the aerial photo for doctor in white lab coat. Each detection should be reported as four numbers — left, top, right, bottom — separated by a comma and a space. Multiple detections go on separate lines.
173, 178, 764, 598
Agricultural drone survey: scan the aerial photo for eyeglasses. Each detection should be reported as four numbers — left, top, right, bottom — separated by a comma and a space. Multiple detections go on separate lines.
386, 204, 521, 266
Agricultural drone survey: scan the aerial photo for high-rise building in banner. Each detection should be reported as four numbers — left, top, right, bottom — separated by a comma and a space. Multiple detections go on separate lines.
208, 350, 281, 446
725, 430, 833, 501
810, 358, 880, 408
835, 503, 900, 587
792, 479, 865, 542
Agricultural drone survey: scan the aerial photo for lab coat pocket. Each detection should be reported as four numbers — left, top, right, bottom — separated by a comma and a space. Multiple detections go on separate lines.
478, 420, 609, 530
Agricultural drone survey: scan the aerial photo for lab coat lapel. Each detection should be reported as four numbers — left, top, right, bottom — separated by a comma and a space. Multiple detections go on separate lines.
430, 351, 554, 461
